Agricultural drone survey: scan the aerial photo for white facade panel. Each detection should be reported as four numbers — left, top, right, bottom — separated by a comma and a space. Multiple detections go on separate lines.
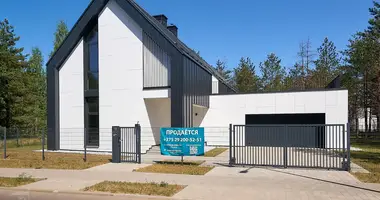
59, 39, 85, 150
143, 88, 170, 99
212, 75, 218, 94
97, 1, 168, 152
201, 90, 348, 148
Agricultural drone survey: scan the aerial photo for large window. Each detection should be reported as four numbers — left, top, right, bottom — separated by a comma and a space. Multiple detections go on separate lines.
86, 26, 99, 90
84, 24, 99, 147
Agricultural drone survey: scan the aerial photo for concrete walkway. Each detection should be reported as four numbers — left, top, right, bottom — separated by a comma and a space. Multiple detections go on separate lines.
141, 148, 230, 166
0, 164, 380, 200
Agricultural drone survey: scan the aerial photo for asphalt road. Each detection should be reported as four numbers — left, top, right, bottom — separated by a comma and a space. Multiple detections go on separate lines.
0, 189, 173, 200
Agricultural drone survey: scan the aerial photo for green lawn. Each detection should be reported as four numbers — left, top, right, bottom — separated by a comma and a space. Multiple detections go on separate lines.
0, 173, 42, 187
134, 160, 213, 175
204, 148, 227, 157
83, 181, 185, 197
0, 144, 110, 170
350, 137, 380, 183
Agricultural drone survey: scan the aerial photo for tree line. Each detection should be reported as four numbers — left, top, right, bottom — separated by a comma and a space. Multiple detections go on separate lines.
0, 20, 68, 129
214, 1, 380, 132
0, 2, 379, 132
214, 36, 340, 93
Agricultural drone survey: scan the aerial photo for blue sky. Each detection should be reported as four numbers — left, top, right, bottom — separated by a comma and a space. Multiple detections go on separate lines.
0, 0, 373, 71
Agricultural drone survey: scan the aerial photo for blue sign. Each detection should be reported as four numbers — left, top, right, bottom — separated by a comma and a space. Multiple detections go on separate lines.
160, 127, 205, 156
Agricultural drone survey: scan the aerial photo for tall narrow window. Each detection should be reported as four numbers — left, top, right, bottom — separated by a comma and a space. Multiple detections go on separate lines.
87, 26, 99, 90
86, 98, 99, 146
84, 25, 99, 147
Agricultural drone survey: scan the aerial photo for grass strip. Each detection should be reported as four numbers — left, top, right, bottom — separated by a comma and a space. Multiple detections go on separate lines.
83, 181, 185, 197
0, 146, 110, 170
204, 148, 227, 157
0, 173, 41, 187
135, 161, 213, 175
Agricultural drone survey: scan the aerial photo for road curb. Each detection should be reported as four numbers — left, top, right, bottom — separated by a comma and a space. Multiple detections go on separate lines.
0, 187, 190, 199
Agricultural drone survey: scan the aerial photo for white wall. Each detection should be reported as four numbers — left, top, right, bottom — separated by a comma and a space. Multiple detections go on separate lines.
97, 1, 159, 152
358, 108, 378, 131
212, 75, 218, 94
144, 98, 171, 147
201, 90, 348, 148
59, 39, 85, 150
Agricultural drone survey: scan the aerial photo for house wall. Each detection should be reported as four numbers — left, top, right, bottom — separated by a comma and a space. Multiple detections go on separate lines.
143, 32, 171, 88
59, 39, 85, 150
144, 98, 171, 145
218, 81, 234, 94
212, 76, 218, 94
201, 90, 348, 148
96, 0, 157, 152
182, 57, 212, 127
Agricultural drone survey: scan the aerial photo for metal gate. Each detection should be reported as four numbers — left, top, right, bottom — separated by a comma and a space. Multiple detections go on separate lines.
229, 124, 350, 170
112, 124, 141, 163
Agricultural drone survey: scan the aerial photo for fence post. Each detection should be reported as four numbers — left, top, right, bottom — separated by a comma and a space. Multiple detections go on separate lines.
135, 124, 141, 164
3, 127, 6, 160
83, 128, 87, 162
347, 122, 351, 171
42, 129, 45, 161
229, 124, 233, 166
283, 125, 288, 168
112, 126, 121, 163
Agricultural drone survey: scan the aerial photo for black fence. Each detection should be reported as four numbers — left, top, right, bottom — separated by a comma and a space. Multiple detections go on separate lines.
0, 126, 47, 160
112, 124, 141, 163
229, 124, 350, 171
0, 126, 112, 165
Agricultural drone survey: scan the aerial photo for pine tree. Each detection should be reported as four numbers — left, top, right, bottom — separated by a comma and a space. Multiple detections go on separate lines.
311, 37, 341, 87
50, 20, 69, 57
214, 59, 232, 83
366, 1, 380, 38
233, 57, 258, 92
0, 18, 28, 128
287, 63, 305, 89
259, 53, 286, 91
25, 47, 46, 130
344, 1, 380, 132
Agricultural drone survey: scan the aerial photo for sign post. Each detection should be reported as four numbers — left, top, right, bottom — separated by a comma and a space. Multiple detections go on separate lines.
160, 127, 205, 163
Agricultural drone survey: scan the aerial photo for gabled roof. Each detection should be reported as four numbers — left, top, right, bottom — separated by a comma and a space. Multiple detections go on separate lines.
47, 0, 236, 92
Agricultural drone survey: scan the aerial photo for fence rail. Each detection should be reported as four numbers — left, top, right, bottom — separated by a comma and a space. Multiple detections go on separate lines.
0, 127, 113, 164
229, 124, 350, 171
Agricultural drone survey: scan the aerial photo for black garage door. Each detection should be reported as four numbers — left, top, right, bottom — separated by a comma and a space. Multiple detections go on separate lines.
245, 113, 326, 148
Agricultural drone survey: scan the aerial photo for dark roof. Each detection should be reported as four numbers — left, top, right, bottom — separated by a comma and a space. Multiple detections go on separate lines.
47, 0, 236, 92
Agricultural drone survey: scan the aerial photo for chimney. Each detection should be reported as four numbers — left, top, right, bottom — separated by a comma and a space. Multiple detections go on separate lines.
153, 14, 167, 27
167, 25, 178, 37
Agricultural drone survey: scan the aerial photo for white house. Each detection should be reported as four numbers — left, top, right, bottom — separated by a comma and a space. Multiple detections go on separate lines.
46, 0, 348, 154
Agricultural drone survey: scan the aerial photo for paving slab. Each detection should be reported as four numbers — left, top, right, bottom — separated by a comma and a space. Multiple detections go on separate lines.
1, 165, 380, 200
206, 167, 361, 184
16, 179, 100, 192
84, 163, 151, 172
351, 162, 370, 173
0, 189, 178, 200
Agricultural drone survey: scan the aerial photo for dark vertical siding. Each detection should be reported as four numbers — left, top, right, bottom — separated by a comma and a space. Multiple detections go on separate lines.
47, 66, 59, 150
170, 51, 184, 127
182, 57, 212, 127
143, 32, 171, 88
325, 74, 342, 89
218, 81, 235, 94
